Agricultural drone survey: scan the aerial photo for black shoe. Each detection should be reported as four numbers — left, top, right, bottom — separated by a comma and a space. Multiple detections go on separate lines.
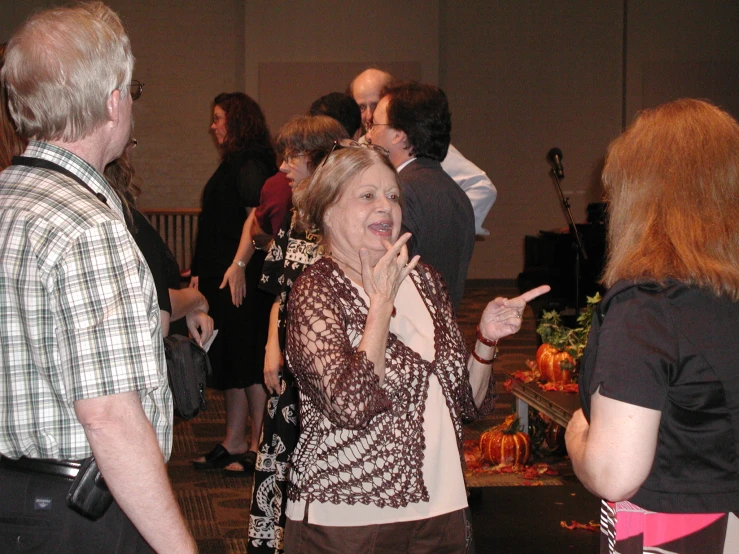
192, 444, 243, 470
222, 451, 257, 477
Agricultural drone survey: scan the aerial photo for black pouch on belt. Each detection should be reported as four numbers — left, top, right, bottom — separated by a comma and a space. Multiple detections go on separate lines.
65, 456, 113, 521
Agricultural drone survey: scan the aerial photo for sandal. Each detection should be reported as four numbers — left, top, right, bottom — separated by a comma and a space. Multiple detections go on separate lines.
192, 444, 243, 470
223, 451, 257, 476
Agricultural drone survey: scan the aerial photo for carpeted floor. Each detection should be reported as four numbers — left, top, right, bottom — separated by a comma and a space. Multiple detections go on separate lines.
168, 280, 602, 553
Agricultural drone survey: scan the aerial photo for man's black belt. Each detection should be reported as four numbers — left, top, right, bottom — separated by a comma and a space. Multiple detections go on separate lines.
0, 455, 82, 479
2, 455, 113, 520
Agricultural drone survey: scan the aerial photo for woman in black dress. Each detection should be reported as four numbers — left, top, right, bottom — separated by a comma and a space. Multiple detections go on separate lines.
191, 93, 277, 470
104, 139, 214, 345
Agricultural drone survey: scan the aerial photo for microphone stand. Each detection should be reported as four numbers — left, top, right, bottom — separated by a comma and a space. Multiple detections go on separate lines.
549, 168, 588, 316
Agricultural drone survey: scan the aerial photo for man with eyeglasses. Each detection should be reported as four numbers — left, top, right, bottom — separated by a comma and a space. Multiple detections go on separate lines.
365, 81, 475, 310
349, 68, 497, 237
0, 3, 195, 553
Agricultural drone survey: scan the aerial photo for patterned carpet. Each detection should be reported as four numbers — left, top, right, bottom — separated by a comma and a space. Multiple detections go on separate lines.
167, 280, 580, 552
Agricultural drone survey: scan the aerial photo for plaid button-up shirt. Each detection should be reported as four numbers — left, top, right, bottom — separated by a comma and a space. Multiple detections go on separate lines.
0, 141, 172, 461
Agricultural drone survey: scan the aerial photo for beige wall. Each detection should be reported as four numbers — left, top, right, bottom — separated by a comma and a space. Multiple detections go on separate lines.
1, 0, 245, 209
3, 1, 739, 279
440, 1, 623, 279
110, 0, 246, 209
625, 1, 739, 120
243, 1, 439, 134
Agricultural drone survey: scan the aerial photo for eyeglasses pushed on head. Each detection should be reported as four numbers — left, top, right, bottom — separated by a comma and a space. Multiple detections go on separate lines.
315, 139, 390, 173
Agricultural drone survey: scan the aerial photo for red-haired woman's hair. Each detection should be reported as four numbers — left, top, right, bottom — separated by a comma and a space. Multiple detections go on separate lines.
602, 98, 739, 299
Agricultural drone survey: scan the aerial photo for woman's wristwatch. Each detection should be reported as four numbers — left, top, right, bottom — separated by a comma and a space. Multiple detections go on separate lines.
233, 260, 246, 268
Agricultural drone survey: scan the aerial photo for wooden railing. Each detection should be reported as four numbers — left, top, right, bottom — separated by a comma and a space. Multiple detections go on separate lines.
142, 208, 200, 273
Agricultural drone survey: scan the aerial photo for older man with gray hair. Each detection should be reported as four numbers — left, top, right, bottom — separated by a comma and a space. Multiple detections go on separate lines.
0, 3, 196, 553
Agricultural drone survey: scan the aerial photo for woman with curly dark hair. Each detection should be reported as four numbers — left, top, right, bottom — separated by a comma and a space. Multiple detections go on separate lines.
191, 92, 277, 471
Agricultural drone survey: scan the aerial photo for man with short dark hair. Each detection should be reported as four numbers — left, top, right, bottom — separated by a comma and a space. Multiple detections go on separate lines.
366, 81, 475, 309
349, 67, 497, 236
309, 92, 362, 140
0, 3, 196, 552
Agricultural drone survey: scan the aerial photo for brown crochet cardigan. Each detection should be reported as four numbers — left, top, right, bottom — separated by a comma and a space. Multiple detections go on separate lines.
285, 257, 496, 508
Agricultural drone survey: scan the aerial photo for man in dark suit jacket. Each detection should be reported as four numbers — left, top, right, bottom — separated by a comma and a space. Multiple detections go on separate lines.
366, 81, 475, 309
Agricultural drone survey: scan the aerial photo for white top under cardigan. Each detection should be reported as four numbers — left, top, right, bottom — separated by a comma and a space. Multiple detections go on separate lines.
286, 274, 468, 526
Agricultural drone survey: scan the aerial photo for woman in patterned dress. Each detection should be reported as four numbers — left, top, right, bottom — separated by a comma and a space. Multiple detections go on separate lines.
247, 115, 348, 553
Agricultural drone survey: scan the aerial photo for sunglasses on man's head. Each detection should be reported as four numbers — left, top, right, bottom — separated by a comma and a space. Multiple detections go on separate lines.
315, 139, 390, 172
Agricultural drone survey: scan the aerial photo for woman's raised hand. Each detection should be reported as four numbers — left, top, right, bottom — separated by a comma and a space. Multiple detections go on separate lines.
359, 232, 420, 310
478, 285, 551, 343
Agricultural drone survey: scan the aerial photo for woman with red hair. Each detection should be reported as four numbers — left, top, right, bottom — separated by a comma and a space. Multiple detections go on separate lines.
567, 99, 739, 553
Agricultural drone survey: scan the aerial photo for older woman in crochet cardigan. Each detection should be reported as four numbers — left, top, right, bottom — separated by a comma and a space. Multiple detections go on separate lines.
282, 144, 549, 553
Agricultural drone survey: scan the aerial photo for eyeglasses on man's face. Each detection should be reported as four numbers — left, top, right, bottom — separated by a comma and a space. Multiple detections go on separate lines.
128, 80, 144, 101
365, 121, 390, 132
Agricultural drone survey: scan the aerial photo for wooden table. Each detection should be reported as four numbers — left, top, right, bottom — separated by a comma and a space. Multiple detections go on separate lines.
510, 380, 581, 432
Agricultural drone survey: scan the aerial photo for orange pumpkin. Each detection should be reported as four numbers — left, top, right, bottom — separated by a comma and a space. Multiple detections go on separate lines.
536, 343, 574, 383
479, 416, 531, 466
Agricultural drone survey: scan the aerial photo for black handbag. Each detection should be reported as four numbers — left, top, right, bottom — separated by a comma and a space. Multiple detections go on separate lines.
163, 334, 212, 420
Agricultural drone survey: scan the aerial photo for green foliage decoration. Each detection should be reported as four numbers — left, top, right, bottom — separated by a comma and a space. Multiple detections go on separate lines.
535, 293, 602, 369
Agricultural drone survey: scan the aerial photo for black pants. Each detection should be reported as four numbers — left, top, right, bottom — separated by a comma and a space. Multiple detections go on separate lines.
0, 465, 154, 553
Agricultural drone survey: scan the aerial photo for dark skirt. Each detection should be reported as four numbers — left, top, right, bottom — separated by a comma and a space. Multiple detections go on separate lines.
283, 507, 474, 554
198, 250, 271, 390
